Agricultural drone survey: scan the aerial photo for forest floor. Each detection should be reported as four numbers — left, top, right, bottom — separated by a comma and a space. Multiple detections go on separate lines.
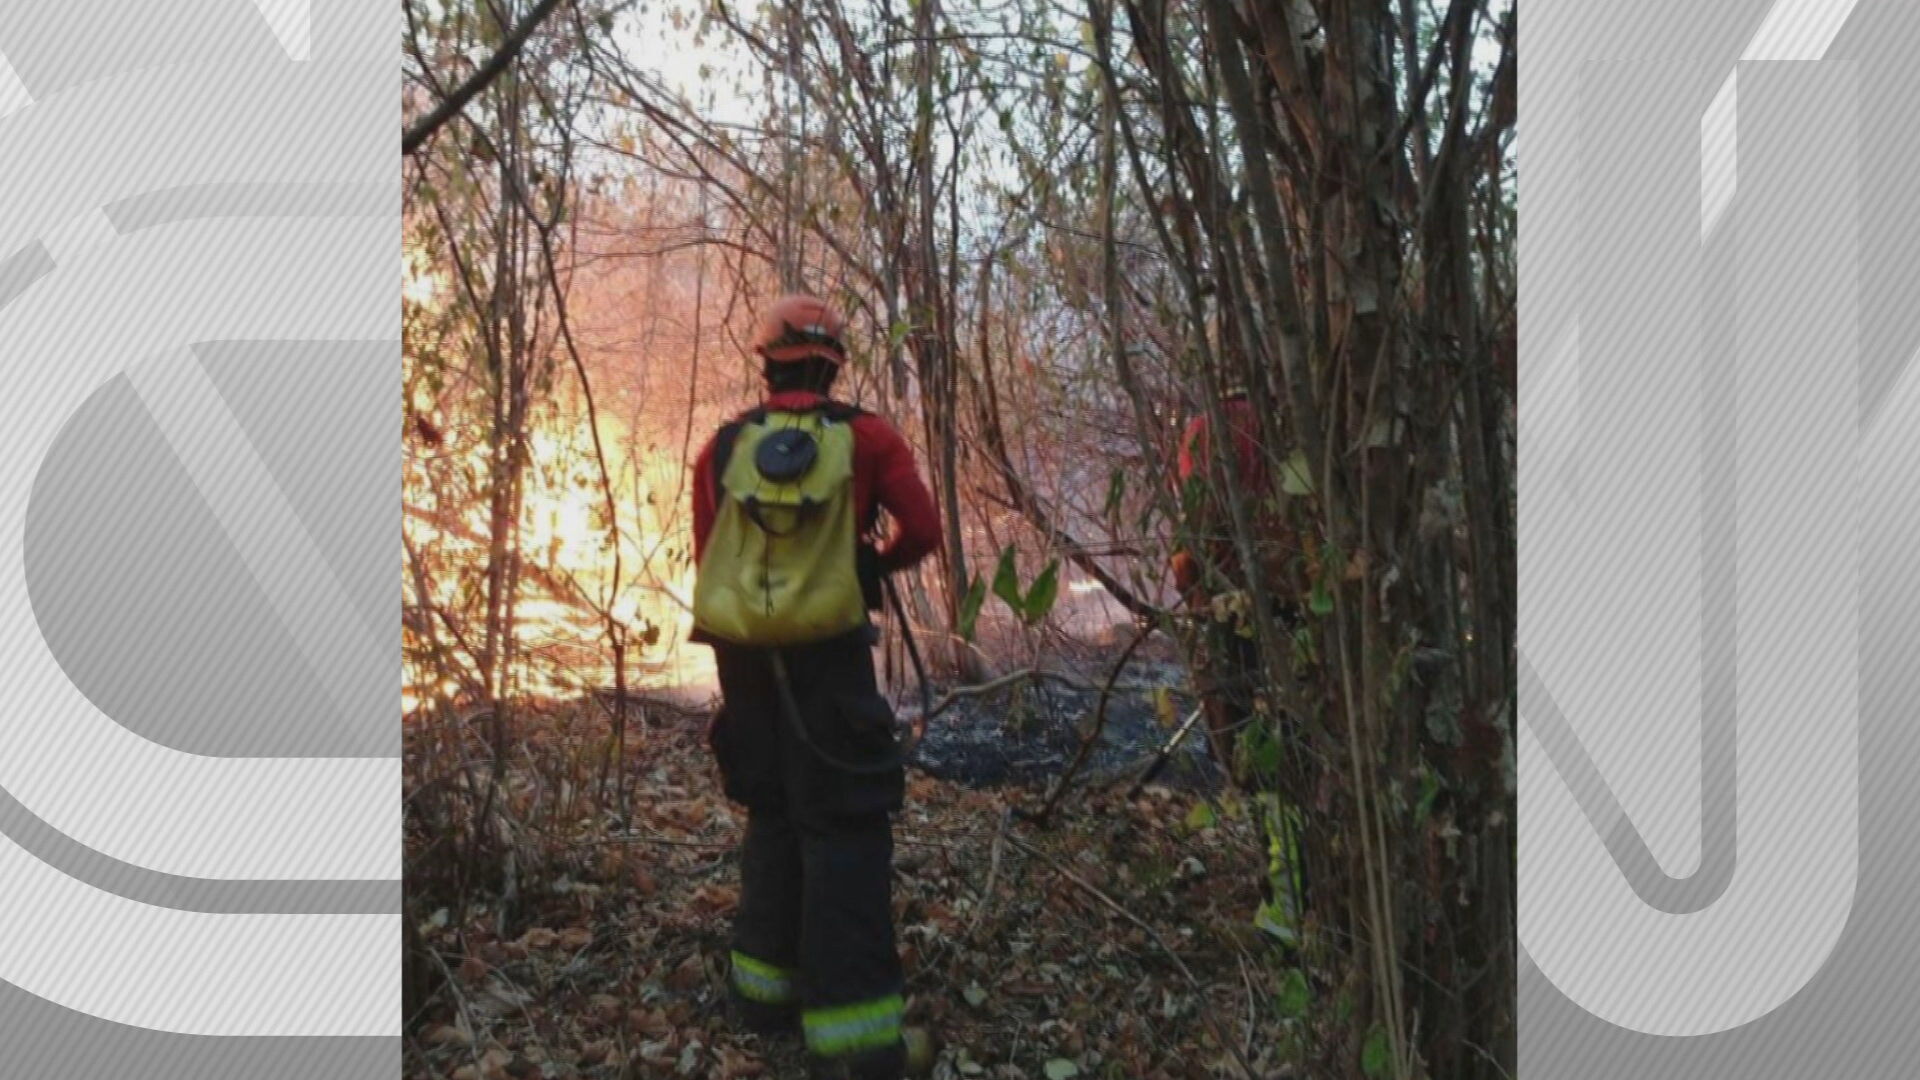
407, 684, 1299, 1080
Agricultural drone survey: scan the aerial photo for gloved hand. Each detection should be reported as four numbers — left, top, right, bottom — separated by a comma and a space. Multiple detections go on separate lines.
857, 542, 885, 611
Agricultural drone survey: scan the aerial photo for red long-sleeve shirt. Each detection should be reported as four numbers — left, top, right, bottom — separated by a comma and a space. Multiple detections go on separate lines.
1172, 398, 1267, 596
1176, 398, 1266, 493
692, 391, 942, 573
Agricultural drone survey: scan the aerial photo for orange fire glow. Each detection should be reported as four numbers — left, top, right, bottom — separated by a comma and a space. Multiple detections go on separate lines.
403, 399, 713, 713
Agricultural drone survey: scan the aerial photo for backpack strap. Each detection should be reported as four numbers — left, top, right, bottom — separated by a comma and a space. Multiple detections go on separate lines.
813, 403, 885, 585
710, 418, 748, 492
820, 403, 880, 536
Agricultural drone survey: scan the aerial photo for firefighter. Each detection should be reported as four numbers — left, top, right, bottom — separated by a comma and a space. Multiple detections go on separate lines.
691, 293, 941, 1080
1170, 388, 1271, 778
1171, 388, 1311, 945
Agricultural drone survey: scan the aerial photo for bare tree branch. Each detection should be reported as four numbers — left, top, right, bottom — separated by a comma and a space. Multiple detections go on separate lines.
402, 0, 571, 156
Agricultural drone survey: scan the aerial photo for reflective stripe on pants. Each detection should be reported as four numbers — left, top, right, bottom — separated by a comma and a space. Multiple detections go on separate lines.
803, 993, 905, 1057
730, 950, 797, 1005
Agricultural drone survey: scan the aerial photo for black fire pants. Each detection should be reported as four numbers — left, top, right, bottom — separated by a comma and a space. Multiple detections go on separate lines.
708, 629, 906, 1065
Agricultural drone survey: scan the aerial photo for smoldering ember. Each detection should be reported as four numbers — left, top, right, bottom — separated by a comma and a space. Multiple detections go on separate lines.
403, 3, 1515, 1078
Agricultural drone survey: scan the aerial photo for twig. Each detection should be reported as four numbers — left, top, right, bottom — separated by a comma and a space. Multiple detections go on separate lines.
1030, 619, 1156, 823
1125, 705, 1210, 799
424, 946, 488, 1079
967, 807, 1012, 936
1462, 1038, 1516, 1080
924, 667, 1160, 719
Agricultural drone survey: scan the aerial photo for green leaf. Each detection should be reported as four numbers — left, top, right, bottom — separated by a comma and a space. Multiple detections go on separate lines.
1311, 539, 1341, 616
956, 573, 988, 642
1309, 578, 1334, 617
962, 982, 988, 1008
1023, 560, 1061, 625
1414, 767, 1443, 824
1242, 722, 1282, 780
1044, 1060, 1080, 1080
1253, 900, 1297, 945
1291, 624, 1318, 665
1184, 802, 1218, 832
889, 320, 912, 347
1279, 449, 1315, 495
1102, 467, 1127, 520
1361, 1024, 1392, 1079
1179, 474, 1208, 517
991, 545, 1024, 616
1275, 968, 1311, 1020
1365, 416, 1397, 449
1150, 687, 1178, 728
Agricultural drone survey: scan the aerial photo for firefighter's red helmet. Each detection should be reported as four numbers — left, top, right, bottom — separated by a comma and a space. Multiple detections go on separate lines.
752, 293, 848, 366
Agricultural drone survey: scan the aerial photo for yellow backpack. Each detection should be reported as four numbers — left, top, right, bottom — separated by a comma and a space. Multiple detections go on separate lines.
693, 406, 869, 646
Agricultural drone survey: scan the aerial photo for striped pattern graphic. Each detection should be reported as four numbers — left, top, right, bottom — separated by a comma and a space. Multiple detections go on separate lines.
0, 1, 395, 1074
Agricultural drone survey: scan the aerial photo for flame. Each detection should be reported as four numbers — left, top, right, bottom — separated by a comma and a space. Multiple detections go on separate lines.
402, 214, 716, 709
404, 397, 714, 710
402, 250, 442, 307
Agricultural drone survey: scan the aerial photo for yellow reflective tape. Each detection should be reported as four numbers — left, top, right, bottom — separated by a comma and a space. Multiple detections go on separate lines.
730, 951, 796, 1004
802, 994, 905, 1056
